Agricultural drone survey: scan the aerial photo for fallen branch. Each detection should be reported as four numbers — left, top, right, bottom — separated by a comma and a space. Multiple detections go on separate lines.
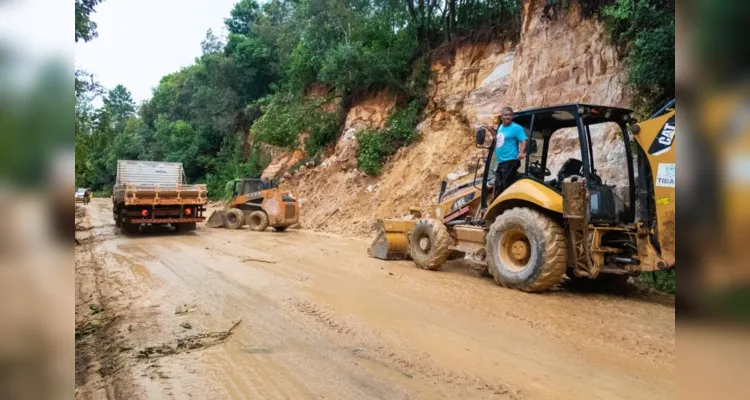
316, 208, 339, 228
240, 257, 277, 264
136, 319, 243, 361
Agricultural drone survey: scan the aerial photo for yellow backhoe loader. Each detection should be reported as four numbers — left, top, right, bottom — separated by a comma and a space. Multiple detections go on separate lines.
369, 101, 676, 292
207, 178, 299, 232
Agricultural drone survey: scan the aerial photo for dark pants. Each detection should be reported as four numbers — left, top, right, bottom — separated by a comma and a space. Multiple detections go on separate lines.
493, 159, 520, 198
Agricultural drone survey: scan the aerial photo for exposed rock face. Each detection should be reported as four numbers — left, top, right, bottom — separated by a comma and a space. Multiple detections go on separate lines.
261, 150, 305, 180
274, 0, 631, 236
334, 90, 398, 170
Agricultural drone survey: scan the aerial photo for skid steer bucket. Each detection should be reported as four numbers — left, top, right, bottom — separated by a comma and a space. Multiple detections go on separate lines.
205, 210, 227, 228
367, 219, 416, 260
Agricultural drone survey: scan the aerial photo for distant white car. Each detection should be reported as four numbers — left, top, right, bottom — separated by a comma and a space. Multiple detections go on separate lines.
75, 188, 92, 203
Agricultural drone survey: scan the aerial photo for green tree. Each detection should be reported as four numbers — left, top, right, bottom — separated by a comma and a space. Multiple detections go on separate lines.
103, 84, 136, 132
75, 0, 103, 43
224, 0, 260, 35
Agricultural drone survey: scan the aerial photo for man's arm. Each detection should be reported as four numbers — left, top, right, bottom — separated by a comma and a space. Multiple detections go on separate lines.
517, 126, 529, 160
517, 139, 529, 160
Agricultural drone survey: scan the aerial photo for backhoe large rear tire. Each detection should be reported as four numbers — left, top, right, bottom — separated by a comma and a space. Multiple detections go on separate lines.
485, 208, 566, 292
224, 208, 245, 230
247, 210, 269, 231
409, 219, 452, 270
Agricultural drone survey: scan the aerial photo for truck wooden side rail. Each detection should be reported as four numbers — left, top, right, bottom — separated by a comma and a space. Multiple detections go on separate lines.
113, 160, 208, 234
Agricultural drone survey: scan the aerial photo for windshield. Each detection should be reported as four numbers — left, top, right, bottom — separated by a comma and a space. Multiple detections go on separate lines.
76, 189, 86, 195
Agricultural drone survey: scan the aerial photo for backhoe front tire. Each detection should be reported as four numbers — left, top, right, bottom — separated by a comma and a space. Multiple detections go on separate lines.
409, 219, 452, 270
224, 208, 245, 230
485, 208, 566, 292
247, 210, 269, 231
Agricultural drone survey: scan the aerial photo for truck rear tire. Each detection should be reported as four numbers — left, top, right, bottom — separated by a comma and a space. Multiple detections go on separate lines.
409, 219, 452, 270
485, 207, 566, 292
176, 222, 196, 232
122, 222, 140, 235
224, 208, 245, 230
247, 211, 269, 231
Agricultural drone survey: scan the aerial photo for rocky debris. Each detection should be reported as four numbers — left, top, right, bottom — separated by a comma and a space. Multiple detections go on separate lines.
175, 304, 197, 315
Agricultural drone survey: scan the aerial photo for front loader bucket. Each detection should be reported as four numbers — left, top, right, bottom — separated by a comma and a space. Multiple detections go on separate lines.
205, 210, 227, 228
367, 219, 415, 260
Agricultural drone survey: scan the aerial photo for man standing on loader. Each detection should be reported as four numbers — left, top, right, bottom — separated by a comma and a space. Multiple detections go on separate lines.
491, 107, 528, 198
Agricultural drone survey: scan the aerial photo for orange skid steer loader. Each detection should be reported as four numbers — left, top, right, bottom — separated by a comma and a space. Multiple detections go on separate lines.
207, 178, 299, 232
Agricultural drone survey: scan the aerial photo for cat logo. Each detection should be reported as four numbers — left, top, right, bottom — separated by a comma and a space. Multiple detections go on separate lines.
648, 115, 675, 156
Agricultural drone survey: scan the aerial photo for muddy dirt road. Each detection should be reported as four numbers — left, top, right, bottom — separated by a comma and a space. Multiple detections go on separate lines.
75, 198, 674, 400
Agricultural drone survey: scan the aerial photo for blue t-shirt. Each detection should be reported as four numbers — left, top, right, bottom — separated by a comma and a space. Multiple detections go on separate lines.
494, 122, 528, 162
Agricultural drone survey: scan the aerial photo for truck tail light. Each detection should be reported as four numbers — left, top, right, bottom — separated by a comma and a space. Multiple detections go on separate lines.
184, 208, 192, 216
141, 209, 149, 217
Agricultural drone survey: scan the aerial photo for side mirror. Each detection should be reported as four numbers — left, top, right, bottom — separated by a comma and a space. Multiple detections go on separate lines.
475, 127, 486, 147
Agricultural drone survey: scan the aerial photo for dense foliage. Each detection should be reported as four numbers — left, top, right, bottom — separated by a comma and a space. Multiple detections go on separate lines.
600, 0, 675, 114
75, 0, 674, 198
76, 0, 526, 198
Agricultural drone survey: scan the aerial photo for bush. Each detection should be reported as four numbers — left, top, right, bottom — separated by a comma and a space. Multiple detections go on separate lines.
384, 100, 421, 145
93, 189, 112, 198
600, 0, 675, 114
637, 269, 675, 295
204, 138, 269, 200
356, 129, 389, 176
252, 93, 340, 157
304, 108, 340, 157
251, 94, 303, 148
355, 101, 422, 176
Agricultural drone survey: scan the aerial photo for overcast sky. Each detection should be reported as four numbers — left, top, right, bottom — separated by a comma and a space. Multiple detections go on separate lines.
75, 0, 240, 104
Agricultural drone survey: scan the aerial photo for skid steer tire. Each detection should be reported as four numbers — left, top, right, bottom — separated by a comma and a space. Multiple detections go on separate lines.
247, 210, 269, 231
485, 208, 566, 292
273, 226, 288, 232
224, 208, 245, 230
409, 219, 452, 270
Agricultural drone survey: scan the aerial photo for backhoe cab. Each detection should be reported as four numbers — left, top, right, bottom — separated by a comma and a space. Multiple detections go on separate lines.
369, 102, 676, 292
206, 178, 300, 232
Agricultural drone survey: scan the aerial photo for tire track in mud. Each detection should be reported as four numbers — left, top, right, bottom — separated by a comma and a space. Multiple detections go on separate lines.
288, 298, 525, 399
75, 208, 140, 399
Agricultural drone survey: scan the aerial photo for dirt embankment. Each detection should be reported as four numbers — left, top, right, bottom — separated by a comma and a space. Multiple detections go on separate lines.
75, 198, 674, 399
264, 0, 629, 237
